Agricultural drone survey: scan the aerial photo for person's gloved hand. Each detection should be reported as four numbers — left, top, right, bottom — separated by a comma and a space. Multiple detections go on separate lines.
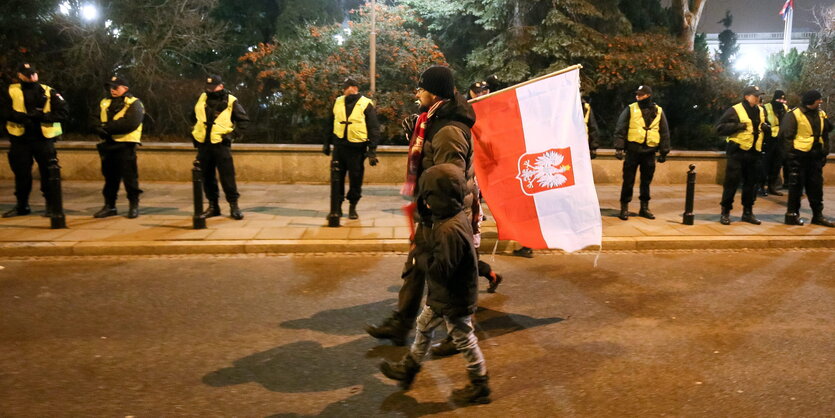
615, 149, 624, 160
761, 122, 771, 132
366, 149, 379, 166
27, 109, 44, 122
94, 126, 109, 140
737, 123, 747, 131
589, 149, 597, 160
10, 111, 28, 123
322, 144, 331, 156
657, 153, 667, 163
401, 114, 418, 143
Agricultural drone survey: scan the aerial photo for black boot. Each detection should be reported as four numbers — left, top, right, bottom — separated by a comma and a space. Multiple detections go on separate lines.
379, 354, 421, 390
720, 207, 731, 225
451, 373, 491, 405
431, 336, 460, 357
486, 272, 503, 293
127, 200, 139, 219
2, 204, 31, 218
93, 204, 118, 218
638, 201, 655, 219
512, 247, 533, 258
767, 183, 784, 196
348, 202, 358, 220
365, 313, 410, 346
618, 202, 629, 220
811, 211, 835, 228
230, 201, 244, 220
741, 207, 761, 225
784, 212, 805, 225
202, 200, 221, 218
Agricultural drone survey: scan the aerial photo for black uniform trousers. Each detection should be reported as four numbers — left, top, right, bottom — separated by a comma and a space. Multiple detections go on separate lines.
197, 143, 239, 203
7, 139, 56, 207
620, 150, 656, 203
97, 141, 142, 205
786, 153, 825, 213
333, 144, 366, 204
760, 135, 784, 188
721, 145, 762, 210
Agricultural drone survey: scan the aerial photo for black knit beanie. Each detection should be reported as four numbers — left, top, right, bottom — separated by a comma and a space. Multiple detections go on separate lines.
418, 66, 455, 99
801, 90, 822, 105
772, 90, 786, 101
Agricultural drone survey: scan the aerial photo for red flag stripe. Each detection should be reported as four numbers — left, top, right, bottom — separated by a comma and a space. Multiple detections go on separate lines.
472, 90, 548, 249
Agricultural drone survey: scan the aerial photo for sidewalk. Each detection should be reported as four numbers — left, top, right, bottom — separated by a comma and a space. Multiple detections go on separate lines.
1, 181, 834, 257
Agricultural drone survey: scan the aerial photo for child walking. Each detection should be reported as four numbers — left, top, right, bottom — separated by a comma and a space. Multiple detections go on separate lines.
379, 164, 490, 404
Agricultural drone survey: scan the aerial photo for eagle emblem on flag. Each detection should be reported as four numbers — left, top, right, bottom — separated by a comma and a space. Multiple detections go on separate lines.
516, 147, 575, 195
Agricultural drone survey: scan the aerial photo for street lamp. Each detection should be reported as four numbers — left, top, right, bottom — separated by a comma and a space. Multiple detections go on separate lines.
80, 4, 99, 22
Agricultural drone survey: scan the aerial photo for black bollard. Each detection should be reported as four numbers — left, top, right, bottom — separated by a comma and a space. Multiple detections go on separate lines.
326, 159, 341, 227
47, 157, 67, 229
192, 160, 206, 229
682, 164, 696, 225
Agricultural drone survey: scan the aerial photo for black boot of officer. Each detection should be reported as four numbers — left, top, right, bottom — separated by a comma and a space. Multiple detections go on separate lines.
202, 199, 221, 218
94, 200, 118, 218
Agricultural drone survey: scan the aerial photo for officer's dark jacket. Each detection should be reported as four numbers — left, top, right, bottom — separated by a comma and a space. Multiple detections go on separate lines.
1, 82, 69, 140
613, 97, 671, 154
189, 89, 250, 144
780, 106, 833, 157
416, 164, 478, 318
102, 93, 144, 136
326, 93, 381, 149
715, 100, 764, 152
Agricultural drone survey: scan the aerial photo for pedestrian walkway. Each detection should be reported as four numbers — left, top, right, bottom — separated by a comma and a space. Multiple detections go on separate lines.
1, 181, 834, 257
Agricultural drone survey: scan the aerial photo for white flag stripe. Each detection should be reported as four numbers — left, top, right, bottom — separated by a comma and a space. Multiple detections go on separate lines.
515, 69, 602, 251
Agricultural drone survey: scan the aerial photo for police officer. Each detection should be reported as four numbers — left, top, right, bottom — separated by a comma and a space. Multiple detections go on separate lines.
613, 85, 670, 221
191, 75, 249, 220
583, 96, 600, 159
781, 90, 834, 227
760, 90, 789, 196
323, 77, 380, 219
93, 76, 144, 218
1, 63, 68, 218
715, 86, 769, 225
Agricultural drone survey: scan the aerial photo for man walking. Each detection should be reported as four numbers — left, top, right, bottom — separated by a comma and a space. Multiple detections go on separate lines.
191, 75, 248, 220
323, 77, 380, 219
1, 63, 68, 218
93, 76, 144, 218
613, 85, 670, 221
715, 86, 769, 225
781, 90, 834, 227
366, 65, 475, 345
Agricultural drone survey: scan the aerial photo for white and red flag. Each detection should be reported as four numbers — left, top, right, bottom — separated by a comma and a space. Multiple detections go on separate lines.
779, 0, 794, 20
470, 66, 601, 252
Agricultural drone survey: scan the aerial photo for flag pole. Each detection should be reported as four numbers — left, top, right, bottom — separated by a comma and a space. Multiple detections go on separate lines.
469, 64, 583, 104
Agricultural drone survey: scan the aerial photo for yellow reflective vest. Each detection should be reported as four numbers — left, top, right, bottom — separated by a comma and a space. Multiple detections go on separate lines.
333, 95, 372, 143
6, 83, 63, 138
764, 102, 787, 137
790, 108, 828, 152
627, 102, 663, 147
99, 96, 142, 143
583, 102, 590, 134
192, 93, 237, 144
728, 103, 765, 152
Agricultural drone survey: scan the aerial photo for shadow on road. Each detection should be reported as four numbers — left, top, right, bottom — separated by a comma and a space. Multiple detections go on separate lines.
203, 302, 563, 416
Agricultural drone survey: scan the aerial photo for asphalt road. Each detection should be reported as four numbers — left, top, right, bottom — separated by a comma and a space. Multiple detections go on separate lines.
1, 250, 833, 417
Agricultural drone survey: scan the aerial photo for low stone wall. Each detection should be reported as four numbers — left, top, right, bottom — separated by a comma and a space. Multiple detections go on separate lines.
1, 141, 833, 184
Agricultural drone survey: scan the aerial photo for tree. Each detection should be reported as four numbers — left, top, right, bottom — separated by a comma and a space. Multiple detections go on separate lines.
801, 4, 835, 116
715, 10, 739, 68
672, 0, 707, 51
238, 4, 446, 143
618, 0, 671, 33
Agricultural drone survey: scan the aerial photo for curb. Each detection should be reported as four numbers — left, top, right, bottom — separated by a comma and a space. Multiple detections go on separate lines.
2, 236, 835, 257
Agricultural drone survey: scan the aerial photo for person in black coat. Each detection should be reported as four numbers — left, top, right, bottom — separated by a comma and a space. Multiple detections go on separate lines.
781, 90, 834, 227
379, 163, 490, 405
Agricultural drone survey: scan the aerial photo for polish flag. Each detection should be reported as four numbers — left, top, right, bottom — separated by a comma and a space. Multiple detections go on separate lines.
779, 0, 794, 20
471, 66, 601, 252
